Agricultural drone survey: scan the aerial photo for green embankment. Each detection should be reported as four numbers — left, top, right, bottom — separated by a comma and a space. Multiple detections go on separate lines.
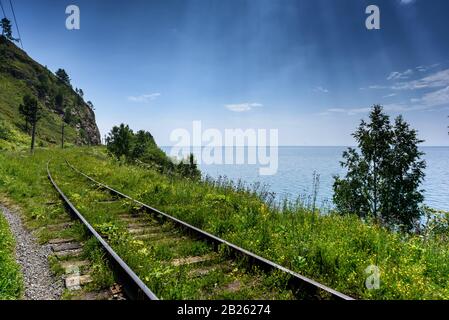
0, 147, 447, 300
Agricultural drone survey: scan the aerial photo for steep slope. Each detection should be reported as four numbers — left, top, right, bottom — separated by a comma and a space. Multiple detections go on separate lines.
0, 36, 101, 149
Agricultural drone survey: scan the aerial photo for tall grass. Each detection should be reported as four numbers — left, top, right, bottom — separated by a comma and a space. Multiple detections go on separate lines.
62, 147, 448, 300
0, 211, 23, 299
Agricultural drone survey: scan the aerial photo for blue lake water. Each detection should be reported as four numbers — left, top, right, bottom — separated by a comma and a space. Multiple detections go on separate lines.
163, 146, 449, 211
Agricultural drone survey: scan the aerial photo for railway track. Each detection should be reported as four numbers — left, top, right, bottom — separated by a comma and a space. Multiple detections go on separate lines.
47, 159, 353, 301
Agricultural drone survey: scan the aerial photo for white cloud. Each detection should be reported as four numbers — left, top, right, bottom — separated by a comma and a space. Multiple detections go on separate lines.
128, 93, 161, 103
325, 86, 449, 116
416, 63, 440, 72
225, 102, 263, 112
383, 93, 397, 98
369, 85, 389, 90
387, 69, 413, 81
414, 86, 449, 108
369, 68, 449, 91
392, 69, 449, 90
326, 107, 372, 115
314, 86, 329, 93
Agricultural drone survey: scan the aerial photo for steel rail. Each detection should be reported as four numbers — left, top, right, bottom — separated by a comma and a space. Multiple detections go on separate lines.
47, 161, 159, 301
66, 160, 354, 301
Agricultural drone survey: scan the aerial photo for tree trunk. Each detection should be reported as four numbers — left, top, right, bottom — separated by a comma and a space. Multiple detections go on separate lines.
61, 123, 64, 149
373, 160, 378, 219
31, 121, 36, 153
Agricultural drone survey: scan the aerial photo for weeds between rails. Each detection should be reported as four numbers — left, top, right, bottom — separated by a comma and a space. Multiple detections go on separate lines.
49, 159, 351, 300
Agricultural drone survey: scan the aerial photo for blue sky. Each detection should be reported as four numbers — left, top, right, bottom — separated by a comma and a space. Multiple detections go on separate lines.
4, 0, 449, 145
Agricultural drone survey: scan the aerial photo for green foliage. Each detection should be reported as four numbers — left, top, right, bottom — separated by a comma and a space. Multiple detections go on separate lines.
36, 72, 50, 100
19, 94, 41, 128
0, 38, 100, 147
55, 69, 71, 87
86, 101, 94, 111
106, 124, 135, 159
0, 146, 448, 300
423, 207, 449, 241
19, 94, 42, 151
57, 147, 447, 300
0, 120, 10, 140
54, 91, 64, 113
0, 214, 23, 299
175, 153, 201, 181
106, 124, 201, 180
0, 19, 18, 42
333, 105, 426, 231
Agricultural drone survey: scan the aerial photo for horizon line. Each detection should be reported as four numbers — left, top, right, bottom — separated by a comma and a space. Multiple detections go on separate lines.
158, 145, 449, 148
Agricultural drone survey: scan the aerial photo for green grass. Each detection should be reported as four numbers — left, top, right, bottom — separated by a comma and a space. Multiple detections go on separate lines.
48, 157, 294, 300
0, 146, 448, 300
0, 210, 23, 299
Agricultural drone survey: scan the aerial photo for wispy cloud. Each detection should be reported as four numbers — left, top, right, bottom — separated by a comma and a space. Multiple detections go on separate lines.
413, 86, 449, 108
416, 63, 440, 72
128, 93, 161, 103
368, 85, 389, 90
313, 86, 329, 94
368, 68, 449, 91
392, 69, 449, 90
225, 102, 263, 112
324, 84, 449, 116
387, 69, 414, 81
400, 0, 415, 5
383, 93, 397, 98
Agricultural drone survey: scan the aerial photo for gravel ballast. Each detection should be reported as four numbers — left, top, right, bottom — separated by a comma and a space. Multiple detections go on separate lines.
0, 204, 64, 300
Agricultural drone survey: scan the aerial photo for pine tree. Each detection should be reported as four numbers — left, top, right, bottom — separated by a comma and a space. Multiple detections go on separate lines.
19, 95, 41, 152
333, 105, 426, 231
55, 68, 71, 86
1, 18, 18, 42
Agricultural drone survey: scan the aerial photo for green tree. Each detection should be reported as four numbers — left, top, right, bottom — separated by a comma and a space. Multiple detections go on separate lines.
54, 92, 64, 113
36, 72, 50, 100
1, 18, 18, 42
19, 96, 32, 133
383, 116, 426, 228
132, 130, 155, 159
19, 95, 41, 152
333, 105, 426, 231
175, 154, 201, 180
63, 106, 74, 124
87, 101, 95, 110
106, 124, 135, 159
55, 68, 71, 86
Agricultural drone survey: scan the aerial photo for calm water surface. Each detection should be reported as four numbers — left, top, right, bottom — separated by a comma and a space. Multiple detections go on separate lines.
163, 147, 449, 211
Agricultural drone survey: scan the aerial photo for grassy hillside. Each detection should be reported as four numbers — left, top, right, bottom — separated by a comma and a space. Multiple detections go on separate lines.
0, 147, 447, 300
0, 36, 101, 150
